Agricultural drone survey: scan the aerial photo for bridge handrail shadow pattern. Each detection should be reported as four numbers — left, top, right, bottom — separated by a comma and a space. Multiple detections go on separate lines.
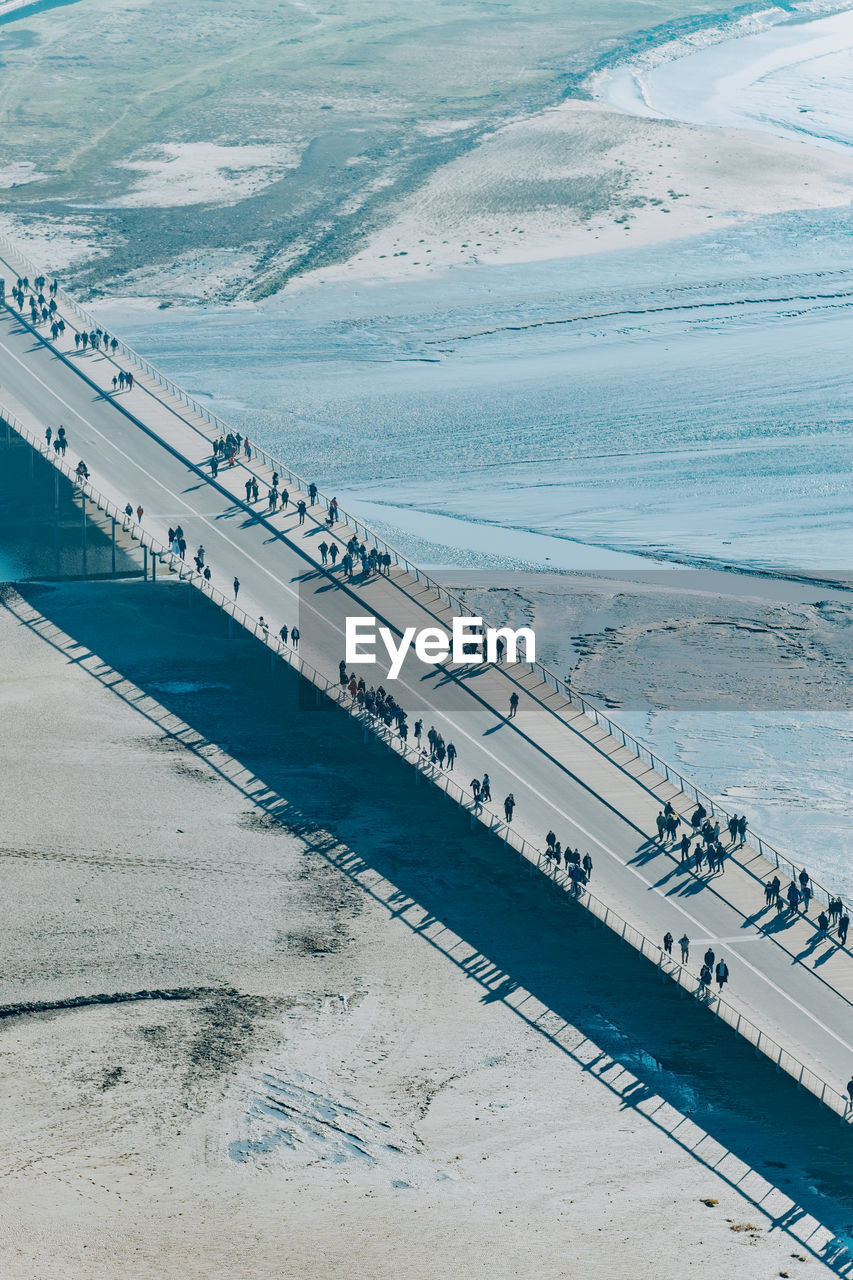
1, 399, 850, 1129
0, 233, 836, 915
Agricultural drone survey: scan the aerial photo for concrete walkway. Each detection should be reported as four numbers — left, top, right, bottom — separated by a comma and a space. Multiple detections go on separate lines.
2, 256, 853, 1114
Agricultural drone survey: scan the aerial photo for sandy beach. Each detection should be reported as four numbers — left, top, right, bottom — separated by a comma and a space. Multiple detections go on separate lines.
2, 0, 853, 1272
0, 575, 851, 1278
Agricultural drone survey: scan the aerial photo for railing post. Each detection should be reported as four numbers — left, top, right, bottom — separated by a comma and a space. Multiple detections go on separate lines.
81, 489, 87, 578
111, 516, 116, 575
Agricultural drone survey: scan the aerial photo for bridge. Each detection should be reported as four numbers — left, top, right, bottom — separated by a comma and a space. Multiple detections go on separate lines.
1, 236, 852, 1124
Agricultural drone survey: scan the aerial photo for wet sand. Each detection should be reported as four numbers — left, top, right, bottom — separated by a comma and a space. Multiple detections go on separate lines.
447, 568, 853, 897
0, 575, 852, 1277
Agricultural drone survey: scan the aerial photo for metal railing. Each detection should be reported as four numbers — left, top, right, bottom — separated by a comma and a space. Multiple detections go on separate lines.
0, 235, 840, 909
2, 395, 851, 1125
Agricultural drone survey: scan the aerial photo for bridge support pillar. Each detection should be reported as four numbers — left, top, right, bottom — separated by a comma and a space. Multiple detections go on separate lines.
228, 614, 234, 639
143, 545, 148, 582
111, 517, 116, 575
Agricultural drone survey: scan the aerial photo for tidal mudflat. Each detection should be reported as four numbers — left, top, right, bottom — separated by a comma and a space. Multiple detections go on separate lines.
1, 578, 851, 1279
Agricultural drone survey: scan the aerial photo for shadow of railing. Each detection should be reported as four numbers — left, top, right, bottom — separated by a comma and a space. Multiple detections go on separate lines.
3, 578, 853, 1275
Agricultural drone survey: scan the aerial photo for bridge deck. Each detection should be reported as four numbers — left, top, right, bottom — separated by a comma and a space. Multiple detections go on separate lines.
2, 262, 852, 1109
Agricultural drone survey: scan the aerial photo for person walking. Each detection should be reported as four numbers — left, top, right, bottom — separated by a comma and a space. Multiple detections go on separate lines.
308, 482, 318, 505
582, 852, 593, 881
839, 912, 850, 947
715, 958, 729, 992
656, 811, 666, 842
471, 777, 481, 806
509, 691, 519, 718
737, 814, 747, 845
504, 794, 515, 823
480, 773, 491, 802
136, 504, 143, 524
678, 934, 690, 964
319, 540, 329, 565
798, 868, 811, 911
817, 910, 830, 939
446, 741, 456, 769
699, 963, 712, 995
279, 624, 288, 646
703, 946, 715, 971
297, 500, 307, 525
329, 543, 338, 565
680, 833, 690, 863
291, 626, 300, 649
787, 881, 801, 913
233, 577, 240, 600
663, 931, 674, 956
123, 502, 133, 530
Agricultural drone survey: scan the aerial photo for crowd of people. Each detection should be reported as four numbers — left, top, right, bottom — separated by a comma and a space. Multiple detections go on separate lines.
761, 873, 850, 943
29, 329, 850, 1070
654, 800, 750, 875
662, 933, 730, 994
542, 830, 594, 891
652, 803, 851, 999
